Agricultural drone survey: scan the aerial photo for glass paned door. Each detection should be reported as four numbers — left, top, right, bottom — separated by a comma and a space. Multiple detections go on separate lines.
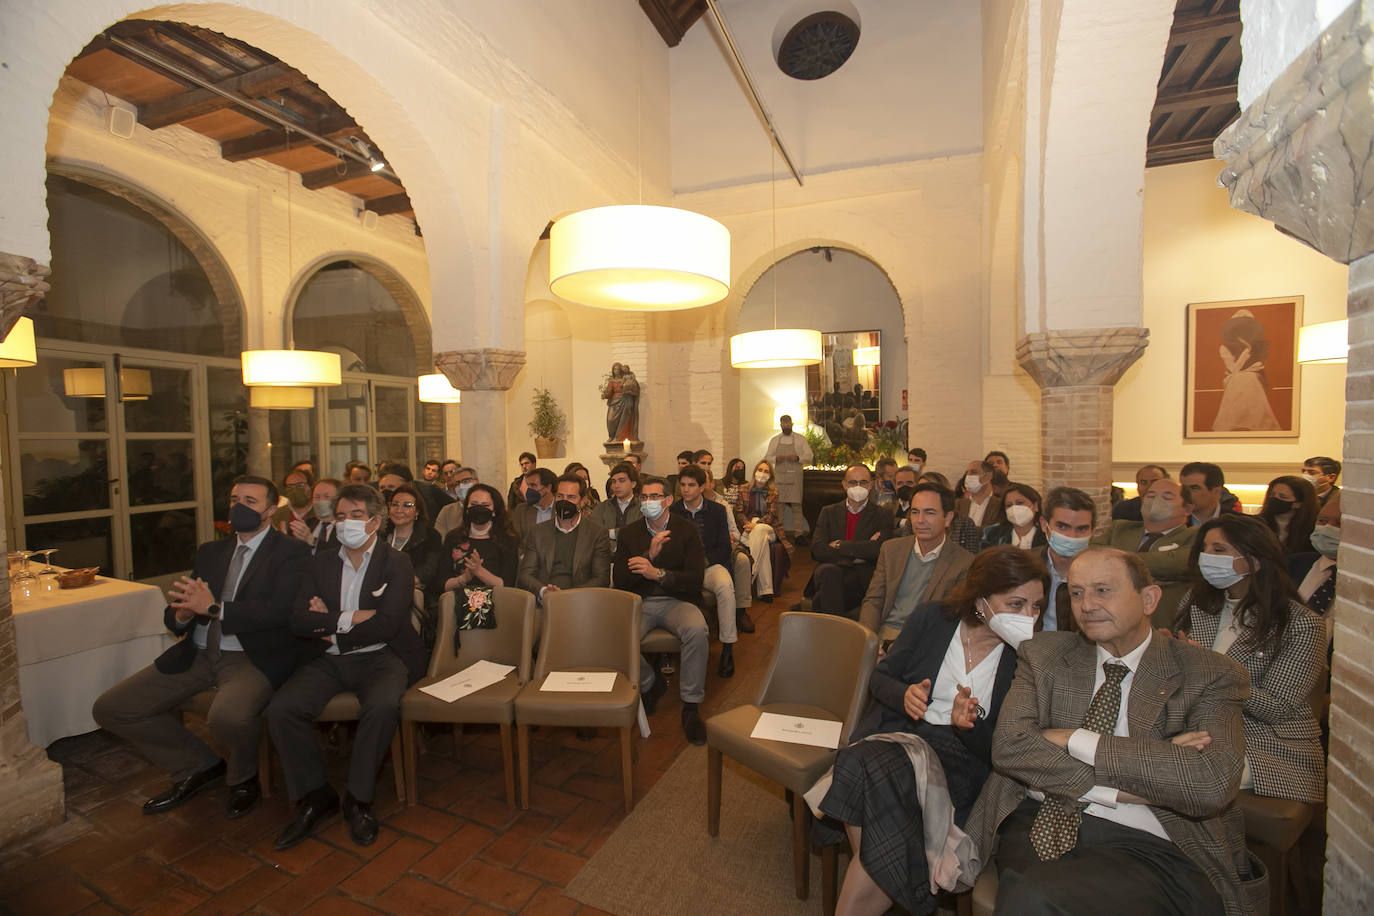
122, 360, 199, 580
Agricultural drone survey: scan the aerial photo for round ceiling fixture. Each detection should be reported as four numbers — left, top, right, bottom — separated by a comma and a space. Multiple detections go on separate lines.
730, 328, 823, 369
777, 11, 860, 81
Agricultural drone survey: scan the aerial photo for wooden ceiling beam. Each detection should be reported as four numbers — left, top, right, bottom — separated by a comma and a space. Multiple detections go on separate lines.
137, 61, 301, 129
1153, 83, 1236, 113
1167, 10, 1242, 45
363, 193, 413, 216
153, 22, 257, 73
1147, 136, 1219, 167
219, 113, 359, 161
301, 157, 403, 191
639, 0, 706, 47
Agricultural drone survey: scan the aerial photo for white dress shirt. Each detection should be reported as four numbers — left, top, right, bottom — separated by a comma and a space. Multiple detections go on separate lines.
328, 540, 386, 655
925, 623, 1004, 725
193, 524, 271, 652
1011, 526, 1036, 549
968, 494, 990, 527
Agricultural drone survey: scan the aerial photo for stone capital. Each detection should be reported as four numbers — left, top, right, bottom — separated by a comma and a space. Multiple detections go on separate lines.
0, 252, 51, 340
1214, 1, 1374, 264
434, 348, 526, 391
1015, 327, 1150, 388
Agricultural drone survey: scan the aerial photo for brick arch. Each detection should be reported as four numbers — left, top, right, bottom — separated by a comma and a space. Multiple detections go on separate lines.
45, 160, 246, 353
282, 253, 431, 376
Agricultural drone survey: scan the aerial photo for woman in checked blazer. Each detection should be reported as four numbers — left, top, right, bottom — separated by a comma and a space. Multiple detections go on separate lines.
1174, 513, 1326, 803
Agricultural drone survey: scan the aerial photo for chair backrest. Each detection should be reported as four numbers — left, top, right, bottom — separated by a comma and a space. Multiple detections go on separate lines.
534, 587, 642, 686
757, 612, 879, 745
429, 587, 536, 682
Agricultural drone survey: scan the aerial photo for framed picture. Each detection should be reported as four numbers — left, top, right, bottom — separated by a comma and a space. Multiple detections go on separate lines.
1185, 296, 1302, 438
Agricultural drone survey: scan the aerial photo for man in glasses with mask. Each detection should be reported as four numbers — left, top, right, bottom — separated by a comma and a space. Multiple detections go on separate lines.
517, 474, 612, 604
94, 476, 309, 820
1032, 487, 1096, 633
267, 484, 426, 850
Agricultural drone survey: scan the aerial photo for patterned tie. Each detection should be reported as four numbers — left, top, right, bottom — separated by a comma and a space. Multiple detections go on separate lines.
1030, 661, 1130, 861
1307, 566, 1336, 616
1138, 531, 1163, 552
208, 544, 250, 656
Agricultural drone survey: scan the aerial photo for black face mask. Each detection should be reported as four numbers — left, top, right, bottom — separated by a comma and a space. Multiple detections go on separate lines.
229, 502, 264, 533
730, 468, 746, 483
1265, 497, 1296, 516
554, 500, 579, 521
896, 485, 916, 505
466, 505, 494, 526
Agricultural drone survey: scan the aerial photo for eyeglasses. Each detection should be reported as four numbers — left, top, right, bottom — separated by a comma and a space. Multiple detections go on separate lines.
391, 501, 417, 510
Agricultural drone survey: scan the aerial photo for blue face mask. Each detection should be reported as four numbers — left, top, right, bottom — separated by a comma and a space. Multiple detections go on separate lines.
456, 481, 474, 499
1047, 529, 1090, 559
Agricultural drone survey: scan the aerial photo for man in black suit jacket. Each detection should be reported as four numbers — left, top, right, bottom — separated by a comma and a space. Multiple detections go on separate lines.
805, 463, 892, 618
516, 474, 612, 602
93, 476, 307, 819
266, 484, 425, 850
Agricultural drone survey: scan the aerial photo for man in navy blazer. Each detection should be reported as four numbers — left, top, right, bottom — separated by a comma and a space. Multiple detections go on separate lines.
267, 484, 425, 850
94, 476, 308, 819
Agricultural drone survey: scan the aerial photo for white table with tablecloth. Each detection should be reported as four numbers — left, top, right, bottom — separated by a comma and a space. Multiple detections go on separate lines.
12, 574, 174, 746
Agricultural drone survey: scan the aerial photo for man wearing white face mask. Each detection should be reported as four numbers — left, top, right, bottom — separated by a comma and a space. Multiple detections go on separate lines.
1031, 487, 1096, 632
804, 464, 893, 618
1290, 489, 1340, 617
268, 484, 426, 851
956, 460, 1004, 532
1091, 479, 1198, 630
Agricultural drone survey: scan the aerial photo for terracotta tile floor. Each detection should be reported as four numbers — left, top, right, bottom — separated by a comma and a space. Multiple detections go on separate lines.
1, 553, 817, 915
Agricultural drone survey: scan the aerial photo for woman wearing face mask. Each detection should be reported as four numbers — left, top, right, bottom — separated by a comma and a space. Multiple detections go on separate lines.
720, 458, 748, 505
385, 482, 444, 649
1257, 474, 1319, 556
980, 483, 1046, 550
1173, 514, 1325, 803
815, 546, 1048, 916
442, 484, 518, 592
732, 460, 791, 603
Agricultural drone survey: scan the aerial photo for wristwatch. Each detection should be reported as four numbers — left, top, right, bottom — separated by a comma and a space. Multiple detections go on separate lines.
207, 603, 222, 618
656, 568, 667, 581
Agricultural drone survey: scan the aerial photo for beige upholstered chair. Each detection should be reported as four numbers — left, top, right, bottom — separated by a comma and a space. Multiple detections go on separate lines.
513, 587, 642, 812
400, 587, 535, 807
316, 692, 406, 803
180, 691, 273, 796
705, 611, 879, 899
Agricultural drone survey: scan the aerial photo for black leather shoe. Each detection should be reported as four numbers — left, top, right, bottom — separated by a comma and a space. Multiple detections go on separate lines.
274, 787, 340, 850
758, 593, 774, 604
717, 644, 735, 679
682, 706, 707, 746
143, 759, 226, 815
736, 610, 756, 633
342, 792, 379, 846
641, 672, 668, 716
225, 776, 260, 819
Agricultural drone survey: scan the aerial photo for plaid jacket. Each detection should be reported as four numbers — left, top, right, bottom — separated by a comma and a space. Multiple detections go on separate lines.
1182, 598, 1326, 803
965, 630, 1266, 916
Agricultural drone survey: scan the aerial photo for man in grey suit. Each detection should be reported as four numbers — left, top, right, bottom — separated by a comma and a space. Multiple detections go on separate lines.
517, 474, 612, 604
965, 547, 1264, 916
857, 482, 974, 640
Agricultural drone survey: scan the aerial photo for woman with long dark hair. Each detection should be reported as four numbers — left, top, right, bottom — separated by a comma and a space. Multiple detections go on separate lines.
980, 483, 1046, 550
385, 482, 443, 648
816, 546, 1048, 915
1175, 514, 1325, 802
441, 483, 519, 591
733, 459, 790, 602
1256, 474, 1319, 556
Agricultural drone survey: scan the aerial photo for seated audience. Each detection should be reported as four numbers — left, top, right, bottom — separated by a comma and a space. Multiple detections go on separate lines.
1290, 489, 1340, 618
906, 447, 927, 474
981, 483, 1047, 551
1257, 474, 1319, 556
984, 449, 1010, 476
507, 451, 536, 509
383, 482, 443, 649
1110, 464, 1168, 522
889, 464, 921, 536
516, 473, 612, 604
272, 466, 315, 533
956, 460, 1003, 531
664, 449, 695, 499
858, 483, 975, 640
1175, 514, 1326, 803
433, 465, 477, 539
720, 457, 748, 505
590, 460, 642, 544
1180, 461, 1243, 526
441, 484, 519, 591
1301, 455, 1341, 507
377, 462, 452, 522
671, 466, 740, 678
510, 467, 556, 544
920, 471, 982, 554
285, 477, 341, 553
1091, 478, 1197, 630
563, 461, 601, 508
873, 456, 899, 507
734, 460, 789, 603
818, 546, 1046, 916
268, 484, 425, 849
1033, 486, 1097, 632
965, 546, 1261, 915
344, 460, 372, 486
613, 475, 709, 743
703, 468, 757, 628
806, 464, 892, 618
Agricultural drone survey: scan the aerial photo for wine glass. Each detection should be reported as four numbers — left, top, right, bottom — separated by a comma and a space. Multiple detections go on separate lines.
10, 550, 37, 601
36, 548, 58, 575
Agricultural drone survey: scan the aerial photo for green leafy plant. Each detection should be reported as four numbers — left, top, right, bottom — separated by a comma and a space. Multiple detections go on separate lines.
527, 388, 565, 439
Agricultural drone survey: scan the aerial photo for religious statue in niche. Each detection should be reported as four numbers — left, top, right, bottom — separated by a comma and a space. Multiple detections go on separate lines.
602, 362, 640, 442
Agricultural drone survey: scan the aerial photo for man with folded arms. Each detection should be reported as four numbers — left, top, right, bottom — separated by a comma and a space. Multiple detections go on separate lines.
805, 463, 891, 618
93, 476, 307, 819
966, 547, 1260, 915
267, 484, 426, 849
517, 473, 612, 603
613, 476, 709, 744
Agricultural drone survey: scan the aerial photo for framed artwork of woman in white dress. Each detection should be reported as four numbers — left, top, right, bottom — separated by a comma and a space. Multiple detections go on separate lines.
1185, 296, 1301, 438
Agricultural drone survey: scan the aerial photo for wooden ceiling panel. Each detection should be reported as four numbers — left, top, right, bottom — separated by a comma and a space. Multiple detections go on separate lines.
334, 175, 404, 199
65, 49, 185, 104
1147, 0, 1241, 168
260, 147, 341, 172
178, 109, 266, 142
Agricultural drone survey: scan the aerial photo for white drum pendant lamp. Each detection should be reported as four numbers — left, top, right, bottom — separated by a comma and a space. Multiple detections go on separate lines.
241, 349, 341, 387
1297, 318, 1348, 364
0, 317, 37, 367
549, 205, 731, 310
418, 373, 462, 403
249, 386, 316, 409
731, 328, 823, 368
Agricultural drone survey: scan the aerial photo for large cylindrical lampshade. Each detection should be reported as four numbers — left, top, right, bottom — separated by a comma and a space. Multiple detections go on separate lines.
249, 387, 316, 409
0, 317, 37, 368
1297, 319, 1348, 364
730, 329, 823, 369
418, 373, 462, 403
241, 349, 341, 386
549, 205, 731, 310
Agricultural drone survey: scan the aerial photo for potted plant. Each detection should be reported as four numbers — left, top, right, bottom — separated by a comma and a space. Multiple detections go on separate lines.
528, 387, 565, 458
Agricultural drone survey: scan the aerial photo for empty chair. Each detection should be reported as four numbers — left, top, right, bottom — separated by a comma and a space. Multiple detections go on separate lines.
705, 611, 879, 899
513, 587, 642, 812
400, 587, 535, 806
